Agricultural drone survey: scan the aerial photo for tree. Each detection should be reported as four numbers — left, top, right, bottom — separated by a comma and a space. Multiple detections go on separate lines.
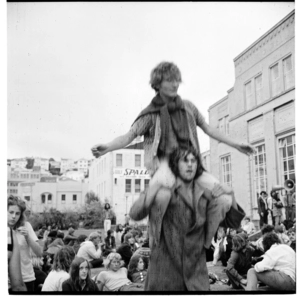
85, 191, 99, 204
26, 158, 35, 169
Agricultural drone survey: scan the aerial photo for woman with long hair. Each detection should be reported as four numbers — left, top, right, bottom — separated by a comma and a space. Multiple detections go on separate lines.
7, 195, 42, 291
62, 257, 98, 292
95, 252, 144, 291
128, 254, 148, 284
42, 246, 75, 291
225, 232, 255, 289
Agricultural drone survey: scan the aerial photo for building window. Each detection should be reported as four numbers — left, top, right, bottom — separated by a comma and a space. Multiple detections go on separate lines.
255, 74, 263, 105
144, 179, 150, 191
245, 81, 255, 110
220, 155, 232, 187
135, 154, 141, 167
135, 179, 141, 193
279, 134, 296, 184
219, 116, 229, 135
73, 194, 77, 203
218, 117, 224, 133
61, 194, 66, 204
47, 194, 52, 204
115, 178, 117, 185
283, 55, 293, 90
270, 63, 281, 97
252, 144, 268, 197
41, 194, 46, 203
125, 179, 131, 193
116, 154, 122, 167
224, 116, 229, 135
24, 196, 30, 201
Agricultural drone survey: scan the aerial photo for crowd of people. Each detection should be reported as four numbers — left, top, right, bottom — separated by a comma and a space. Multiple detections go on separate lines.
7, 61, 296, 292
208, 217, 296, 291
7, 195, 150, 292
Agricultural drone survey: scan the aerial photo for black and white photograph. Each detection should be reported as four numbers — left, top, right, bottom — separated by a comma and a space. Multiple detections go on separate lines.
5, 1, 296, 293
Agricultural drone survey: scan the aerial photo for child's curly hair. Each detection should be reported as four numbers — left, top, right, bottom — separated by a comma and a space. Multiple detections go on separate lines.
150, 62, 182, 92
103, 252, 122, 270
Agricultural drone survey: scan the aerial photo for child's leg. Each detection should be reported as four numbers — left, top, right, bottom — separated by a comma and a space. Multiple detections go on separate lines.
197, 171, 232, 249
146, 158, 175, 206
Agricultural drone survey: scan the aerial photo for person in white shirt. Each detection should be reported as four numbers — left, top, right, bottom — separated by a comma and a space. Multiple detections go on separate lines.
246, 233, 296, 291
242, 216, 256, 235
42, 246, 75, 291
77, 232, 103, 268
95, 252, 144, 291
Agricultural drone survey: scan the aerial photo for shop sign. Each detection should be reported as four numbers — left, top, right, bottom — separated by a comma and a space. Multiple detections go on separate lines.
113, 168, 150, 178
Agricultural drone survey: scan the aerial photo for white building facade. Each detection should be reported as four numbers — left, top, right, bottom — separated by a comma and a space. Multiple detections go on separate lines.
18, 176, 88, 213
208, 11, 295, 225
89, 141, 150, 225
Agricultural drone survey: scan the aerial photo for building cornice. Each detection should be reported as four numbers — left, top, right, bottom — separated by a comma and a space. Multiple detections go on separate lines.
234, 10, 295, 67
208, 95, 228, 112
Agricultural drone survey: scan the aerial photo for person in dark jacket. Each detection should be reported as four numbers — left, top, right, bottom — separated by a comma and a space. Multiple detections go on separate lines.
116, 233, 134, 268
219, 228, 236, 267
258, 191, 269, 228
121, 226, 132, 243
63, 227, 77, 246
62, 257, 98, 292
225, 232, 255, 289
103, 229, 116, 257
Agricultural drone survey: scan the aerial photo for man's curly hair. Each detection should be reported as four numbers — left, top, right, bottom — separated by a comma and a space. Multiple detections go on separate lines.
262, 232, 281, 252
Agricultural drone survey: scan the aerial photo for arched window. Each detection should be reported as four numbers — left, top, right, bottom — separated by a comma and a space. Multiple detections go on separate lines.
41, 192, 53, 204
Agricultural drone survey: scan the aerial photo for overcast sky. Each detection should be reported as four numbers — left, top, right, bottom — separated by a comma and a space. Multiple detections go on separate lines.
7, 2, 295, 161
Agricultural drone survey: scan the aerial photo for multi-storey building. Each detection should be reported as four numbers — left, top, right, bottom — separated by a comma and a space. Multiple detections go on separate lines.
208, 10, 295, 225
75, 158, 89, 176
7, 166, 52, 196
60, 158, 75, 173
10, 158, 27, 169
33, 157, 50, 171
89, 138, 150, 224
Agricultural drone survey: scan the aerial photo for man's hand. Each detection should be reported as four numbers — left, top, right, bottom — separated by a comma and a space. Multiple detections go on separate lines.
212, 183, 233, 198
235, 143, 256, 155
91, 144, 108, 158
